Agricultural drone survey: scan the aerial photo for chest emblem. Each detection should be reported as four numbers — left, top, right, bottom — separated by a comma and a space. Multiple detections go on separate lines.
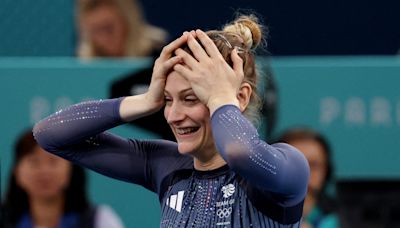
221, 184, 235, 198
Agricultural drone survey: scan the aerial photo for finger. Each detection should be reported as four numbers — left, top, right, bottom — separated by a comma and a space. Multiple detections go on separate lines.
231, 48, 244, 78
173, 64, 193, 80
159, 33, 188, 59
190, 30, 197, 37
196, 29, 222, 58
161, 56, 182, 73
175, 48, 198, 70
187, 33, 209, 61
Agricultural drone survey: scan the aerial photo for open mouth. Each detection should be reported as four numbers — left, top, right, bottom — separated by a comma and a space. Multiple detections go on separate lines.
176, 127, 200, 135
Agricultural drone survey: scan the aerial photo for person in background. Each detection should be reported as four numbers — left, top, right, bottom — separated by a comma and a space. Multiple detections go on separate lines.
1, 128, 124, 228
277, 127, 338, 228
76, 0, 168, 58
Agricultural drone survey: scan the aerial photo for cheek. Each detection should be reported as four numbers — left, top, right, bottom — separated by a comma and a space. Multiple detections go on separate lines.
191, 105, 210, 122
54, 162, 72, 187
309, 170, 326, 190
114, 23, 126, 40
15, 165, 32, 190
198, 110, 211, 127
163, 106, 170, 120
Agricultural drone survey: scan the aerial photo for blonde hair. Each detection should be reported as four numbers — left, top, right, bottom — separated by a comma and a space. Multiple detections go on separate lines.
77, 0, 168, 58
207, 15, 265, 124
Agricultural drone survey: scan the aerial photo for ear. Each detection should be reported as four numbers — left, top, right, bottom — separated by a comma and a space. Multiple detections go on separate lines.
237, 82, 252, 112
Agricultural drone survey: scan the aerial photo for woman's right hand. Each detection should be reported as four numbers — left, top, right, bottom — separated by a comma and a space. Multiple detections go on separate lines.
145, 33, 189, 110
119, 34, 188, 122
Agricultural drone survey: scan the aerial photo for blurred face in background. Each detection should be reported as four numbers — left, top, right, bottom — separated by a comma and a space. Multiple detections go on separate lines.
81, 4, 128, 56
289, 139, 327, 194
15, 146, 72, 200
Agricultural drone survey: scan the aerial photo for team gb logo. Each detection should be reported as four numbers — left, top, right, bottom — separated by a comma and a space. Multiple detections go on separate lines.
221, 184, 235, 198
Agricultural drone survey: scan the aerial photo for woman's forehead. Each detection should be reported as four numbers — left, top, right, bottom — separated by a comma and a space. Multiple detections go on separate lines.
165, 71, 190, 90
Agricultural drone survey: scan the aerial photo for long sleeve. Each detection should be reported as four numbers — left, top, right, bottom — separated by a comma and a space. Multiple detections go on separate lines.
33, 98, 191, 193
211, 105, 310, 206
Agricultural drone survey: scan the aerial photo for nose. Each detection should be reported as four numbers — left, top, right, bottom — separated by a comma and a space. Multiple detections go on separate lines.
165, 102, 185, 124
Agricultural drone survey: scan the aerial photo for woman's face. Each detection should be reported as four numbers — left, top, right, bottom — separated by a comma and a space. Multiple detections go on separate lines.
15, 146, 72, 200
81, 4, 128, 56
289, 139, 327, 193
164, 71, 216, 156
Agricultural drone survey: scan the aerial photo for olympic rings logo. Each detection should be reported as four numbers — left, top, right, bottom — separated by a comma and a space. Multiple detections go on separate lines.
217, 207, 232, 218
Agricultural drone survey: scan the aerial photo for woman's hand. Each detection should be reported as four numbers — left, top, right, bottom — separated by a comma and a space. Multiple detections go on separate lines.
120, 34, 187, 121
145, 34, 189, 110
173, 30, 244, 115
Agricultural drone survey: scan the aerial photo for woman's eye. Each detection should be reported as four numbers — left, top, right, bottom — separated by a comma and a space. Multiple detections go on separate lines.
164, 97, 172, 103
185, 97, 198, 104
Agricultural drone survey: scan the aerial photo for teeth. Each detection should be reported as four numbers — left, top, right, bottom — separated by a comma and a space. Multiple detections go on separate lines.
176, 127, 198, 135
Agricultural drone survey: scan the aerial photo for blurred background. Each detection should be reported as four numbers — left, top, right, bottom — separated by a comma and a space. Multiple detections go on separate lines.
1, 0, 399, 227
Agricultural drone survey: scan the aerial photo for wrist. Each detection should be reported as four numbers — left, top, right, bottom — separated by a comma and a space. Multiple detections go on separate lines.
120, 94, 163, 122
207, 96, 239, 115
143, 92, 164, 112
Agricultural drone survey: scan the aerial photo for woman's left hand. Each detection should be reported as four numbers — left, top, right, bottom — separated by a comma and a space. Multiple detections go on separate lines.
173, 29, 244, 115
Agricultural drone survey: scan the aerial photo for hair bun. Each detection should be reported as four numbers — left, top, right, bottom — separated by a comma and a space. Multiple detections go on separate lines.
223, 15, 263, 50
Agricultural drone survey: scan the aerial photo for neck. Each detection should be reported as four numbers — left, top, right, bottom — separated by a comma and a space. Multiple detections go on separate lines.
194, 152, 227, 171
29, 195, 64, 228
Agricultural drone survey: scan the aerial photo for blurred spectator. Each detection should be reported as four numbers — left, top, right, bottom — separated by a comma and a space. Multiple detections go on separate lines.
277, 127, 338, 228
76, 0, 168, 58
1, 128, 124, 228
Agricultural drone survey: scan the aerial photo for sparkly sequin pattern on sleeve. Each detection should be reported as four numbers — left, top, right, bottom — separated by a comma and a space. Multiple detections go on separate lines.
211, 105, 310, 207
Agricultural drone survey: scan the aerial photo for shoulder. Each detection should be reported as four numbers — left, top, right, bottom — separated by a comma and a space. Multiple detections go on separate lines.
94, 205, 124, 228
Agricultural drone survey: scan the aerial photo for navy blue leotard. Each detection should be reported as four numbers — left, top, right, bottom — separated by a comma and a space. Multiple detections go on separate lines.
34, 98, 309, 227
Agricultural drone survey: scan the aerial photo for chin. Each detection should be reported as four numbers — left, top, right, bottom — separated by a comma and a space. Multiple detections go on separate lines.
177, 142, 197, 156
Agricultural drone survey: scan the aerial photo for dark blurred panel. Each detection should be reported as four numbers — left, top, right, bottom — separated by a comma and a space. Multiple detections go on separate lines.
141, 0, 400, 55
337, 180, 400, 228
1, 0, 399, 56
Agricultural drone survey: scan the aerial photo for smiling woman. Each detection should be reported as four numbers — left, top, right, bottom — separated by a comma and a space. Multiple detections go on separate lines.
33, 14, 310, 227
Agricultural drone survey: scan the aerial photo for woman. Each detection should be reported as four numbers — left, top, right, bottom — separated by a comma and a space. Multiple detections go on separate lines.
77, 0, 167, 58
34, 15, 309, 227
2, 129, 124, 228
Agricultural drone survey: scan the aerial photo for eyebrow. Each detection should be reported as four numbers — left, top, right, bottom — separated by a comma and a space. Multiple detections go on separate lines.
164, 88, 193, 95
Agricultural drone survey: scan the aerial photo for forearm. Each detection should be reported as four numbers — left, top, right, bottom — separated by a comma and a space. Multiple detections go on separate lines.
119, 94, 163, 122
211, 105, 310, 205
33, 98, 124, 152
33, 97, 181, 189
